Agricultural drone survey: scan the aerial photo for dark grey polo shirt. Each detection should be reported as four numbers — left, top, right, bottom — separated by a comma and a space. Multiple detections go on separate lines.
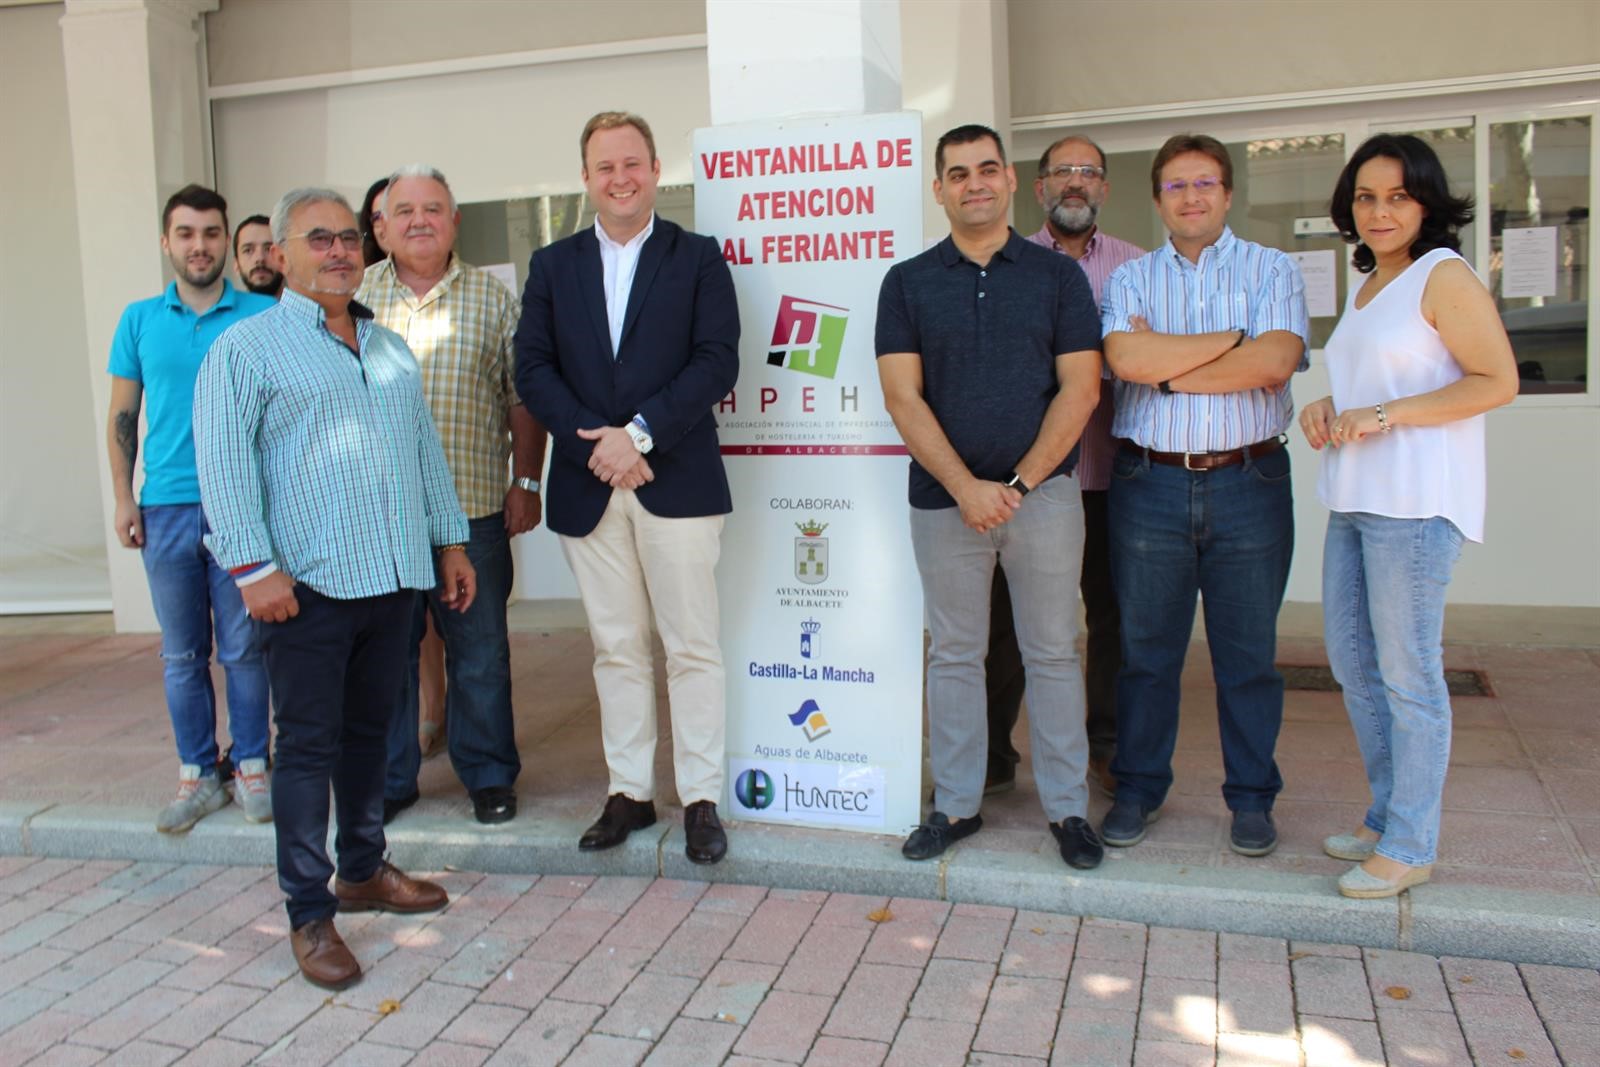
874, 230, 1101, 510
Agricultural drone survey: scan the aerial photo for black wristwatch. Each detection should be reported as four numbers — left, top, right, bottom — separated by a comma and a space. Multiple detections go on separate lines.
1003, 471, 1032, 496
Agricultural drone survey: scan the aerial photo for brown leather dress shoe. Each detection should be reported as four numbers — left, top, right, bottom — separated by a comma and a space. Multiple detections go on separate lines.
579, 793, 658, 851
684, 800, 727, 865
334, 860, 448, 914
290, 917, 360, 989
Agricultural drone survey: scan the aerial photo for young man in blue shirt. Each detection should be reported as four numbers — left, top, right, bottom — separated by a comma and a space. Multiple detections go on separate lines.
106, 184, 277, 833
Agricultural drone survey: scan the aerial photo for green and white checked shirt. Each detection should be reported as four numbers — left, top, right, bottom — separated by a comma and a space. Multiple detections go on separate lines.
194, 289, 469, 600
357, 257, 522, 519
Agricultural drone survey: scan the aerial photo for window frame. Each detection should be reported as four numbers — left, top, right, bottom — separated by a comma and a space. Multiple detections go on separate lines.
1016, 81, 1600, 409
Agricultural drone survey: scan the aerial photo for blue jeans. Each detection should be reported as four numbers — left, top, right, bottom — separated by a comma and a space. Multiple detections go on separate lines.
259, 587, 410, 926
1108, 444, 1294, 812
1323, 511, 1463, 866
386, 513, 520, 799
140, 504, 270, 771
909, 475, 1090, 824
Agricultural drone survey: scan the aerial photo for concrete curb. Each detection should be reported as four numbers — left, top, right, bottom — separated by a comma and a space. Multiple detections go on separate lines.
7, 802, 1597, 969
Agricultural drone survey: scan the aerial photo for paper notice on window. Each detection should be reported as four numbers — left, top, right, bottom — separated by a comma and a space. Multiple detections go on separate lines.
1500, 227, 1558, 299
483, 262, 520, 297
1288, 249, 1338, 318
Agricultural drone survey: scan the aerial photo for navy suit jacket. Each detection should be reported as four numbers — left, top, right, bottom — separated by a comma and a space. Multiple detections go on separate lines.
514, 217, 741, 537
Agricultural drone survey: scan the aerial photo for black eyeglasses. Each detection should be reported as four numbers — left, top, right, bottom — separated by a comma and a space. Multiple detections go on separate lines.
284, 228, 363, 252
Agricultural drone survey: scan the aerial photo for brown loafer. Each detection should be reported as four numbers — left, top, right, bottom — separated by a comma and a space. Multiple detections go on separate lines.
290, 917, 360, 989
334, 860, 448, 914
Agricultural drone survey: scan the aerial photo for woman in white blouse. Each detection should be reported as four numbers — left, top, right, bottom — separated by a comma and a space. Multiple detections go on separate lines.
1300, 134, 1517, 899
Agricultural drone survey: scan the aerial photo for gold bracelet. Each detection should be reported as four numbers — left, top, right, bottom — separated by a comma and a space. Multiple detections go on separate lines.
435, 544, 466, 554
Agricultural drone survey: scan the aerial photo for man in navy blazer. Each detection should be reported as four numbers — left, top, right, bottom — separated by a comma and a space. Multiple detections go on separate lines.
515, 111, 741, 864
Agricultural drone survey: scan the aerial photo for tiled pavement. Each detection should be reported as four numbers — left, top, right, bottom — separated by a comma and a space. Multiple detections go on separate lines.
2, 616, 1598, 897
1, 857, 1597, 1067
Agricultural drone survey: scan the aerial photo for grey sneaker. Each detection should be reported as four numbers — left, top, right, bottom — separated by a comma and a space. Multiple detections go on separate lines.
157, 764, 230, 834
232, 758, 273, 823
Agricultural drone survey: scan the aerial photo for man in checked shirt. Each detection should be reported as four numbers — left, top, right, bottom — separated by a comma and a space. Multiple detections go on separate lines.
195, 187, 476, 990
357, 165, 548, 827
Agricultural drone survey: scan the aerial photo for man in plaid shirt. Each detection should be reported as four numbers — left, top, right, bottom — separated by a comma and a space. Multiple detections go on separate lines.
357, 164, 548, 826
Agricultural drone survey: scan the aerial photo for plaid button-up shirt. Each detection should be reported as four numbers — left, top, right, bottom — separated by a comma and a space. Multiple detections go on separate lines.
358, 257, 522, 519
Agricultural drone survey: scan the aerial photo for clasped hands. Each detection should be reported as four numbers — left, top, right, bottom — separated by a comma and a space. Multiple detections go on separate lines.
578, 425, 654, 489
955, 478, 1024, 534
1299, 396, 1381, 451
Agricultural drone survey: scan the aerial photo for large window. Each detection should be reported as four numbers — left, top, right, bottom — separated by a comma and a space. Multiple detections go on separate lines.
1017, 94, 1598, 401
454, 185, 695, 295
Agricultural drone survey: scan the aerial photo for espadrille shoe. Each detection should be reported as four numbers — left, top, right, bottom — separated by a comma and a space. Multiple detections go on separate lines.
1338, 862, 1432, 899
1323, 832, 1378, 862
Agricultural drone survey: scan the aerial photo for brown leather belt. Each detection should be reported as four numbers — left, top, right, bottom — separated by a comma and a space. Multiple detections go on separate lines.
1118, 434, 1285, 472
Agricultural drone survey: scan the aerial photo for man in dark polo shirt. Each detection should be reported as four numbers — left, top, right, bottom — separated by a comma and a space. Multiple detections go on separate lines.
875, 124, 1106, 870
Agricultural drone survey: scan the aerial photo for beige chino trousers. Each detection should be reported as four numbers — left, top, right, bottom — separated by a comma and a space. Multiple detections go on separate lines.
560, 488, 726, 806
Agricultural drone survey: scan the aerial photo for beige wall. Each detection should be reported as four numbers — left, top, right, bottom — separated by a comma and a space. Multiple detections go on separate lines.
205, 0, 706, 86
1009, 0, 1600, 118
0, 2, 107, 608
901, 0, 1010, 242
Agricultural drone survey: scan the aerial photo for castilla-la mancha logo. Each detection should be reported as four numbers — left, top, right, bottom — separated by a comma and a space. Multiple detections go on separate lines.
768, 295, 848, 379
795, 520, 829, 584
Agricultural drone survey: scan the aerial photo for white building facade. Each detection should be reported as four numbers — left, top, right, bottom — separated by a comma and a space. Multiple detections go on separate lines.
2, 0, 1596, 628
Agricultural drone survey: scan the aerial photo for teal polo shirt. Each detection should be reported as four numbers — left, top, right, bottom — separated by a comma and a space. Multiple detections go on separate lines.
107, 281, 276, 506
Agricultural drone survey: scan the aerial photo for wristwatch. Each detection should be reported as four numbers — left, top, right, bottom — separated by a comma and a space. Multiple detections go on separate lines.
624, 416, 654, 454
1003, 471, 1032, 496
513, 476, 541, 494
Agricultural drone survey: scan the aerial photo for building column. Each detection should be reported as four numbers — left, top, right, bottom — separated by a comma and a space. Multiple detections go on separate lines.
705, 0, 903, 121
61, 0, 217, 632
706, 0, 1011, 240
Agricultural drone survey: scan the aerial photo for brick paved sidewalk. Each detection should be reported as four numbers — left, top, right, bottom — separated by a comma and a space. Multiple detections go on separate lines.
1, 857, 1595, 1067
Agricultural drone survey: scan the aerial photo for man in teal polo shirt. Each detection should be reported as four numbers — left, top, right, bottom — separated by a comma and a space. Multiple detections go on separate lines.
106, 183, 277, 833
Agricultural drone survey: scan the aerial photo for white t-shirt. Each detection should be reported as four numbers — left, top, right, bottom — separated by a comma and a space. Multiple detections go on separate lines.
1317, 247, 1488, 542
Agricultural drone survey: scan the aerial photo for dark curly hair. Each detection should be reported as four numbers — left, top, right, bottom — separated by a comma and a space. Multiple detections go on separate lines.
1330, 134, 1473, 273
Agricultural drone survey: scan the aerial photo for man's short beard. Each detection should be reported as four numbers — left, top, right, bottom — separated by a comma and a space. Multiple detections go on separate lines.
1048, 199, 1097, 236
244, 270, 284, 297
176, 258, 224, 289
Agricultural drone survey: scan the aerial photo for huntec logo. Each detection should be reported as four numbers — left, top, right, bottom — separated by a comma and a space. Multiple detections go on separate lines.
735, 768, 776, 810
768, 295, 848, 379
729, 758, 885, 826
786, 698, 831, 742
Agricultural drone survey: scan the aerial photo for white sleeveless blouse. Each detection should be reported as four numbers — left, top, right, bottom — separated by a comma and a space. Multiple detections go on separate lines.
1317, 248, 1487, 542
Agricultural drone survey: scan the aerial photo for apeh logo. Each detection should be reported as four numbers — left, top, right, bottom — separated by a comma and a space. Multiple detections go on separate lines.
735, 768, 776, 810
768, 295, 848, 379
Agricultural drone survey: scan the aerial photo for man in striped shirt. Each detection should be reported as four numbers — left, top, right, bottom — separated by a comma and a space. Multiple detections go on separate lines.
985, 135, 1145, 801
357, 165, 547, 828
195, 187, 475, 990
1098, 134, 1310, 859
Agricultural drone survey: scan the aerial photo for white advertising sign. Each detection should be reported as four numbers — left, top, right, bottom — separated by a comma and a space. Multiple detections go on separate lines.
695, 112, 925, 834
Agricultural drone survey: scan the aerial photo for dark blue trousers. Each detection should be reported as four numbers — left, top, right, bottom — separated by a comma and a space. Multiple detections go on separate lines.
1108, 443, 1294, 813
259, 586, 412, 928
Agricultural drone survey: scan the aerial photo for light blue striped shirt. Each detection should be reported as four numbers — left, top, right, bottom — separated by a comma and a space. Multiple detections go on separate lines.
1101, 227, 1310, 452
194, 289, 469, 600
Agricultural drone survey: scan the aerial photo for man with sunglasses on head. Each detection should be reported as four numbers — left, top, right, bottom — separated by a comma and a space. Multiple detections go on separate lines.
194, 187, 475, 991
1097, 134, 1309, 859
983, 137, 1145, 802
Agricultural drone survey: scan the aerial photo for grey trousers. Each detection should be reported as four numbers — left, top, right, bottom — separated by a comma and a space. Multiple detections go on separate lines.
909, 474, 1090, 823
